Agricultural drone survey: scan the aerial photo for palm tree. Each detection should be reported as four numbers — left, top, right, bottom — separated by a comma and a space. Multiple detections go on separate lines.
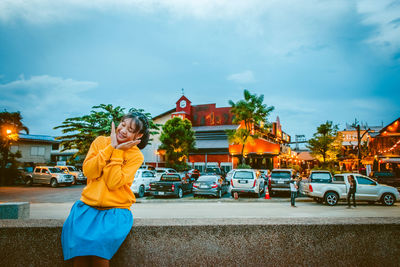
227, 89, 274, 165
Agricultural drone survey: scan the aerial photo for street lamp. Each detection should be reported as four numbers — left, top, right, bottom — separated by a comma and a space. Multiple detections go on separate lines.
6, 129, 12, 135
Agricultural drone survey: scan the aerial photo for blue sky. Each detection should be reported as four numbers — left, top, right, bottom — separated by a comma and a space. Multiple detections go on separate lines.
0, 0, 399, 141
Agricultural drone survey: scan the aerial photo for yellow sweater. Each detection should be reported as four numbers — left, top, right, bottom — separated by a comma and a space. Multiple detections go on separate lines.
81, 136, 144, 209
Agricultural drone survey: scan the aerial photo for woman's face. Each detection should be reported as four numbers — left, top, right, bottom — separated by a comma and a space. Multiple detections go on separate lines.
116, 118, 143, 144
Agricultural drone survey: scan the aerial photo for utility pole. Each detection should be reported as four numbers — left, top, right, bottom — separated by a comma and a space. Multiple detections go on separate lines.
352, 120, 370, 171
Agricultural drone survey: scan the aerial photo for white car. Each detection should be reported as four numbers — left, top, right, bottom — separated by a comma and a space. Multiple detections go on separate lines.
130, 170, 157, 198
301, 172, 400, 206
230, 169, 265, 198
155, 168, 178, 180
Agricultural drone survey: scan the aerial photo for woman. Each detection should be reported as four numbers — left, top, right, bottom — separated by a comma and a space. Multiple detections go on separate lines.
61, 112, 149, 266
347, 175, 357, 208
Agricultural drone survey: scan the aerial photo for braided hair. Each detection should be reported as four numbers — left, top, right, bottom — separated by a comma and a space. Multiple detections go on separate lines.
121, 112, 150, 149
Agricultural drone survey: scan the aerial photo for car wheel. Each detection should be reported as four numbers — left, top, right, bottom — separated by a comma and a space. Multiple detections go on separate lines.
324, 192, 338, 206
193, 194, 197, 198
217, 190, 222, 198
50, 178, 58, 188
177, 188, 183, 198
138, 185, 145, 198
26, 178, 33, 186
381, 193, 395, 206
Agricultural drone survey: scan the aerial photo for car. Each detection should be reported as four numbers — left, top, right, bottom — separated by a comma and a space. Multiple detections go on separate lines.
269, 169, 295, 194
139, 165, 156, 171
55, 165, 87, 185
369, 171, 400, 187
225, 169, 235, 182
301, 172, 400, 206
192, 175, 229, 198
130, 170, 157, 198
230, 169, 265, 198
203, 166, 225, 178
149, 173, 193, 198
25, 166, 74, 187
155, 168, 178, 180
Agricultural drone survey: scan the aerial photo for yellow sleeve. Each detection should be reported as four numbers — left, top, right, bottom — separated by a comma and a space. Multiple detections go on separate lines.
82, 136, 114, 181
103, 149, 144, 190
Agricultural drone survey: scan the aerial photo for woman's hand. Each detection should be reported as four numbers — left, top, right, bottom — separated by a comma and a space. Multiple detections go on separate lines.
110, 121, 118, 148
116, 139, 141, 150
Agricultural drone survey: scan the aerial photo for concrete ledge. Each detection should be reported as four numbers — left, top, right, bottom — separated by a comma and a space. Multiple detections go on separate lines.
1, 218, 399, 266
0, 202, 29, 219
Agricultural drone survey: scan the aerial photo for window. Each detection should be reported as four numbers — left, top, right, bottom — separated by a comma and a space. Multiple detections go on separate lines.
31, 146, 45, 156
333, 175, 344, 182
34, 168, 41, 173
310, 172, 332, 183
234, 171, 254, 179
10, 145, 19, 153
356, 176, 376, 185
52, 143, 60, 150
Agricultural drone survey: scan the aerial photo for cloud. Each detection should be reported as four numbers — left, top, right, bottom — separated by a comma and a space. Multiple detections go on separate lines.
356, 0, 400, 57
227, 70, 256, 84
0, 75, 98, 134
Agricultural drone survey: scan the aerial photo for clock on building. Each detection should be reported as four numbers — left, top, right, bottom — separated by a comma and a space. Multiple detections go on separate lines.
179, 100, 187, 108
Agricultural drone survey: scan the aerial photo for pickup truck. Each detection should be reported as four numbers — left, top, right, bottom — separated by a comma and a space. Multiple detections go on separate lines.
25, 166, 74, 187
55, 165, 87, 185
149, 173, 193, 198
301, 171, 400, 206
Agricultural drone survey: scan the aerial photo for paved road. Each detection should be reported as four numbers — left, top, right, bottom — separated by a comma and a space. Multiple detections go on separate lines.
1, 185, 399, 220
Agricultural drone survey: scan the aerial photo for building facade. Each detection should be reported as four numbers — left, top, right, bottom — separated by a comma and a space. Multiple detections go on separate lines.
10, 134, 57, 166
141, 95, 291, 171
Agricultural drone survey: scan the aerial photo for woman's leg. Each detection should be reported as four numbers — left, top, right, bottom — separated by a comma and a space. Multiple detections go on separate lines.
73, 256, 91, 267
352, 192, 356, 207
347, 192, 351, 207
91, 256, 110, 267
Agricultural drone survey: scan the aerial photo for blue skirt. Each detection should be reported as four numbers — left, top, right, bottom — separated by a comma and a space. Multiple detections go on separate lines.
61, 200, 133, 261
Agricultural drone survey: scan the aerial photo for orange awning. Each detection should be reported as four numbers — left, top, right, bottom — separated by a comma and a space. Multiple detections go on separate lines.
229, 138, 280, 156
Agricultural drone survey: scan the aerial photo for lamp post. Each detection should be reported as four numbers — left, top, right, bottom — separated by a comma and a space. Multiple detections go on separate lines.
155, 151, 159, 168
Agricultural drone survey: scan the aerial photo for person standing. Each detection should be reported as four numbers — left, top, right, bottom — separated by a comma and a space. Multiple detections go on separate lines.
290, 175, 298, 207
347, 175, 357, 208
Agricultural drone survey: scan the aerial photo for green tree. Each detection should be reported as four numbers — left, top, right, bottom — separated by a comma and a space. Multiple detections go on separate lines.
54, 104, 160, 163
307, 121, 341, 166
226, 89, 274, 164
159, 117, 196, 171
0, 111, 29, 185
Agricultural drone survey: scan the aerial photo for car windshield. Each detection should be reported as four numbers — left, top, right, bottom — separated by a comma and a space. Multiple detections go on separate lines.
48, 167, 63, 173
271, 171, 291, 179
310, 172, 331, 182
233, 171, 254, 179
206, 168, 220, 174
67, 167, 76, 171
197, 176, 217, 182
160, 175, 181, 181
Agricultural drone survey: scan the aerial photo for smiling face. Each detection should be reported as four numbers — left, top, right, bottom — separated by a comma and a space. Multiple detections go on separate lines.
116, 118, 143, 144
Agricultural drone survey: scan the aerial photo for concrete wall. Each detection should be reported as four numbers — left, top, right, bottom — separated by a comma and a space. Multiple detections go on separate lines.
1, 217, 399, 266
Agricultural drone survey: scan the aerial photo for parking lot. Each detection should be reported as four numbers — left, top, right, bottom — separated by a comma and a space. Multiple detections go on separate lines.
1, 185, 399, 220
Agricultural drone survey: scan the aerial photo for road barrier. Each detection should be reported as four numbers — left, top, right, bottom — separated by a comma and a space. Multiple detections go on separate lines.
1, 217, 399, 266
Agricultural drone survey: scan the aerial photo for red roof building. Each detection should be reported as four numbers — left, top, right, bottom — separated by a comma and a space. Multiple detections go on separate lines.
142, 95, 291, 172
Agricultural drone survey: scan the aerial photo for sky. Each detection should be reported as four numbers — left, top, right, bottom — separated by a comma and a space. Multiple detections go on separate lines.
0, 0, 399, 142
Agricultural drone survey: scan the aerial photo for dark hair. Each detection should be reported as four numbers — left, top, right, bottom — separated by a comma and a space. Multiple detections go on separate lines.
121, 112, 150, 149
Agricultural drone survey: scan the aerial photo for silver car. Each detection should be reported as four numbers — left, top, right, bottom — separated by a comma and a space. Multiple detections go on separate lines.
193, 175, 229, 198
